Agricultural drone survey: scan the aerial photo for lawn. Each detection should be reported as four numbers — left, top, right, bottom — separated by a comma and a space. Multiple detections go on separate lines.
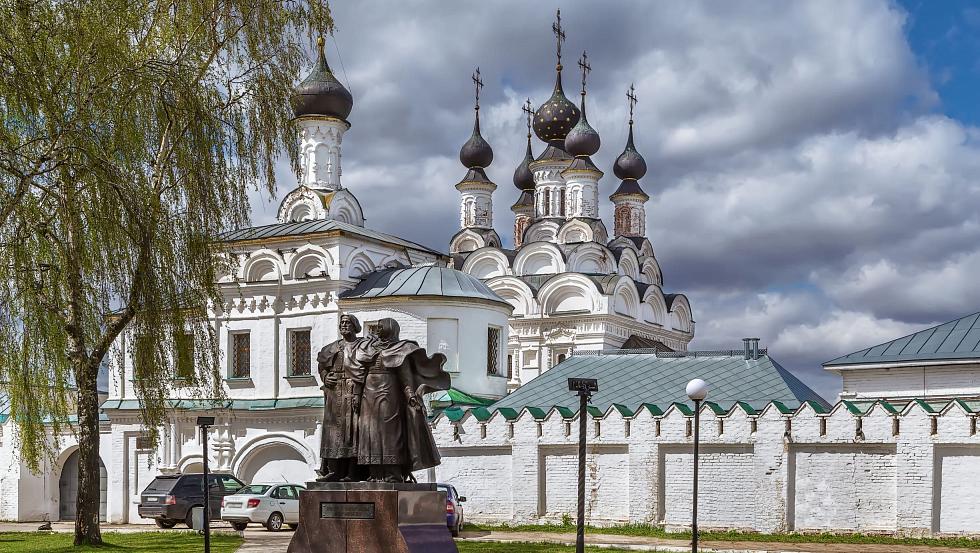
464, 522, 980, 549
0, 532, 243, 553
458, 544, 632, 553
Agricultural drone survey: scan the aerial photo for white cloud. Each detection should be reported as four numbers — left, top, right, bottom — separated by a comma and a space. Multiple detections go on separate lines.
244, 0, 980, 400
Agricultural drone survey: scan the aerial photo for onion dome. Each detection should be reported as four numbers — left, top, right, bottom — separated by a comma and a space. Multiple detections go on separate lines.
513, 137, 535, 191
459, 113, 493, 169
533, 72, 581, 146
291, 37, 353, 121
613, 124, 647, 180
565, 97, 600, 157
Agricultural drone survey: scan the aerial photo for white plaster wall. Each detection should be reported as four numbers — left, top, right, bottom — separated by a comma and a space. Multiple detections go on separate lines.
840, 364, 980, 401
661, 445, 756, 529
434, 447, 513, 521
539, 445, 629, 524
790, 445, 898, 532
936, 446, 980, 534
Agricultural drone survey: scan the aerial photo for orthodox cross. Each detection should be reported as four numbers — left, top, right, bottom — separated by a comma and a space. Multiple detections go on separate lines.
522, 98, 533, 138
552, 9, 566, 70
472, 67, 483, 111
627, 83, 638, 124
578, 51, 591, 96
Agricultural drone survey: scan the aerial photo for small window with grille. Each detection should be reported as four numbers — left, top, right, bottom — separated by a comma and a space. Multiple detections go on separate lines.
487, 326, 501, 376
288, 329, 312, 376
231, 332, 250, 378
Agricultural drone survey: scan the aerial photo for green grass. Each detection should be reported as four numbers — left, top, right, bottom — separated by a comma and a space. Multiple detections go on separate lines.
0, 532, 243, 553
464, 522, 980, 549
458, 544, 633, 553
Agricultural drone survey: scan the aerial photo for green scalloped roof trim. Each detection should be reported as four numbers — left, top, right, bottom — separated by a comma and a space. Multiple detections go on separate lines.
951, 398, 975, 414
554, 406, 576, 419
470, 407, 493, 422
804, 400, 828, 414
612, 404, 635, 417
877, 401, 899, 415
736, 401, 759, 415
672, 402, 694, 416
913, 398, 937, 414
496, 407, 519, 420
443, 407, 466, 422
841, 400, 864, 415
587, 406, 604, 418
705, 401, 727, 415
770, 401, 794, 415
639, 403, 663, 416
525, 407, 548, 420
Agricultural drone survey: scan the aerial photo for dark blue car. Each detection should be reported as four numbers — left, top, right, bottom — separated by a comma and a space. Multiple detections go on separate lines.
437, 483, 466, 537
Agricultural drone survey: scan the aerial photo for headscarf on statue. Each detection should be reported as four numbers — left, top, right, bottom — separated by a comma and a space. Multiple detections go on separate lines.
354, 318, 450, 472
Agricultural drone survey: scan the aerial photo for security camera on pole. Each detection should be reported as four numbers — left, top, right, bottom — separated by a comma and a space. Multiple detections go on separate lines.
685, 379, 708, 553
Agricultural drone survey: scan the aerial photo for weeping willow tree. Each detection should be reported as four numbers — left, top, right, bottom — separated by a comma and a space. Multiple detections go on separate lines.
0, 0, 332, 544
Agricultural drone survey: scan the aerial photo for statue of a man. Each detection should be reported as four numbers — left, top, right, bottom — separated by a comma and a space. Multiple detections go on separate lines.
316, 313, 366, 482
353, 318, 450, 482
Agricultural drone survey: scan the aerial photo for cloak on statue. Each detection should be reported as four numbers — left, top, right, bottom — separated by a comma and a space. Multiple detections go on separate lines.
353, 318, 450, 475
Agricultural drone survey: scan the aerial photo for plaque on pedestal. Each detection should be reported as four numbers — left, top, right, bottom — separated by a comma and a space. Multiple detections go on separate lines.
286, 482, 458, 553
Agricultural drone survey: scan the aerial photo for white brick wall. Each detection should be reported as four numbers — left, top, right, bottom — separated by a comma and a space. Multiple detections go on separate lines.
429, 401, 980, 536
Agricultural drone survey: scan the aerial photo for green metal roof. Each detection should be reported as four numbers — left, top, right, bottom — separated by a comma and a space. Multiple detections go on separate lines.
824, 311, 980, 367
340, 266, 508, 306
490, 352, 829, 414
218, 218, 444, 257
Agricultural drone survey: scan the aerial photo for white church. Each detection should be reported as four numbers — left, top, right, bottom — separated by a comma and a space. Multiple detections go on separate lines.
2, 15, 980, 538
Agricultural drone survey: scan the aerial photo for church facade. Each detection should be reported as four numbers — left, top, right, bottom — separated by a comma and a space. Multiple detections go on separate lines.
448, 35, 694, 390
0, 39, 513, 524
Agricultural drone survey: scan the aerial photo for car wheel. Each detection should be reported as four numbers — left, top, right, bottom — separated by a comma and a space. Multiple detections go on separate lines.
155, 519, 177, 529
287, 523, 299, 530
451, 521, 460, 538
231, 522, 248, 531
266, 512, 284, 532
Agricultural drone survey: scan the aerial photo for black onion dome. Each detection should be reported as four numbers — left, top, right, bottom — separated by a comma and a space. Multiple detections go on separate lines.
459, 113, 493, 169
291, 38, 353, 120
613, 125, 647, 180
533, 72, 581, 145
565, 97, 600, 157
513, 138, 535, 191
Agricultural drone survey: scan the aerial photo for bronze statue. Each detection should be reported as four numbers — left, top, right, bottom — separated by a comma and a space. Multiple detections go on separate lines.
316, 313, 366, 482
351, 318, 450, 482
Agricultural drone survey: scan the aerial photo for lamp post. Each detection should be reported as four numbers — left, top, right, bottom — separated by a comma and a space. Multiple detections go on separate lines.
685, 378, 708, 553
568, 377, 598, 553
197, 416, 215, 553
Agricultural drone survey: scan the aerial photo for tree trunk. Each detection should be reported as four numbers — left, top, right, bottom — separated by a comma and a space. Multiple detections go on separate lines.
74, 357, 102, 545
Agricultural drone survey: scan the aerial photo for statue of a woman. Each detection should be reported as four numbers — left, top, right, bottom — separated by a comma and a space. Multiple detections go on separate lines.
353, 318, 450, 482
316, 313, 367, 481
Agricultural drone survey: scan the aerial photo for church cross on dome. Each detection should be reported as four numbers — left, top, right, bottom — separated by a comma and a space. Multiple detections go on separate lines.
472, 67, 483, 112
522, 98, 533, 139
578, 51, 591, 97
627, 83, 638, 126
552, 9, 566, 71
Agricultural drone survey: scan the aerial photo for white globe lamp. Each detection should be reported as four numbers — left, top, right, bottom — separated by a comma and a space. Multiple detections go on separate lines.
686, 378, 708, 402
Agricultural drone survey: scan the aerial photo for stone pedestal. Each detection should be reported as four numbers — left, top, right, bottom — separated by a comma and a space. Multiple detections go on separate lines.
286, 482, 458, 553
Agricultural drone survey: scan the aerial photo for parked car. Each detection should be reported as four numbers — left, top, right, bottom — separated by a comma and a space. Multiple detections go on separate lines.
220, 483, 305, 531
437, 483, 466, 537
138, 473, 245, 529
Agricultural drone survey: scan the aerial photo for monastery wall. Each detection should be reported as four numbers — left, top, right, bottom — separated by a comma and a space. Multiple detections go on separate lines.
424, 401, 980, 536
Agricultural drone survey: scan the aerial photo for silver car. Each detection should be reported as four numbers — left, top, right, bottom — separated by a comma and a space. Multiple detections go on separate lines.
220, 483, 304, 531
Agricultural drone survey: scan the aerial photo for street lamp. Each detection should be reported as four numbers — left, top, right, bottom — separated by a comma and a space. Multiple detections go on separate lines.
685, 378, 708, 553
196, 416, 215, 553
568, 377, 598, 553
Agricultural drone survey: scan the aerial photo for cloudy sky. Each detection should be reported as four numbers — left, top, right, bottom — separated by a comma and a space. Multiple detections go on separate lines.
249, 0, 980, 400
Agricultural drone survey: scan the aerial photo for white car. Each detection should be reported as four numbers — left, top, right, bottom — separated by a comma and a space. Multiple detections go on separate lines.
220, 483, 304, 531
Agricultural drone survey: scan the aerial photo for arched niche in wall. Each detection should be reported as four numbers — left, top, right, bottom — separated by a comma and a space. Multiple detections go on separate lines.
486, 276, 535, 317
513, 242, 566, 276
462, 248, 511, 279
539, 274, 599, 315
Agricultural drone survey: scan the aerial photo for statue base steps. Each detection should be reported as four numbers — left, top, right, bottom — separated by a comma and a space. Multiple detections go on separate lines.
286, 482, 458, 553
